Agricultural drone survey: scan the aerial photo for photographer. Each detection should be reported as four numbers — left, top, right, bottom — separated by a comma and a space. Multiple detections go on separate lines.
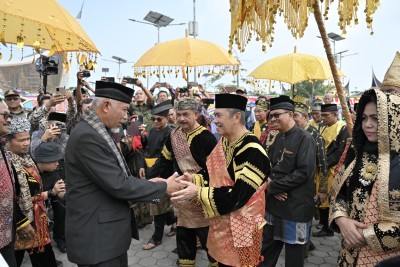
66, 71, 94, 134
149, 82, 175, 104
30, 112, 69, 253
128, 79, 154, 132
29, 93, 65, 132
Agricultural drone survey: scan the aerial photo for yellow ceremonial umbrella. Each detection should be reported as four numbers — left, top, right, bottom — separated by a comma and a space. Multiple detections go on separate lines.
0, 0, 99, 60
134, 37, 239, 67
227, 0, 381, 135
249, 51, 345, 84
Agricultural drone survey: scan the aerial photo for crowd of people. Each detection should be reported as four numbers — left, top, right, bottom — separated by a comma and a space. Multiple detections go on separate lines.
1, 51, 400, 267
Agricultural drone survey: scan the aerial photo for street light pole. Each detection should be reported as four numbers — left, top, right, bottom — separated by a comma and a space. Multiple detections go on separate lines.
129, 12, 185, 83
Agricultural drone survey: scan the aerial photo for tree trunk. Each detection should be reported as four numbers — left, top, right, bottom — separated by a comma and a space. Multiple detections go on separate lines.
312, 0, 353, 136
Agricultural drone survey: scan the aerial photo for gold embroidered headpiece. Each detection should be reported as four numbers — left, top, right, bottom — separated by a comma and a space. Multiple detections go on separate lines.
174, 97, 198, 111
255, 99, 269, 110
381, 52, 400, 89
293, 95, 310, 115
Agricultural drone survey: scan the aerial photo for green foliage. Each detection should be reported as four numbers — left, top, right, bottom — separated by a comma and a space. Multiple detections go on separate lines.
292, 80, 330, 98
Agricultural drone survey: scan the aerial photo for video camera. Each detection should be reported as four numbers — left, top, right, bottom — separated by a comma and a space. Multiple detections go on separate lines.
35, 55, 59, 76
82, 70, 91, 78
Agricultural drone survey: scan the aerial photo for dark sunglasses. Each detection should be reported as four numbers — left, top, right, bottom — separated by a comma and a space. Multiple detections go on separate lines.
5, 97, 20, 102
150, 117, 163, 122
0, 112, 12, 119
269, 111, 289, 119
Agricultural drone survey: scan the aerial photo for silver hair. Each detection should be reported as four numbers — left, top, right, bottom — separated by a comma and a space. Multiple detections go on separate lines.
227, 108, 245, 125
92, 97, 117, 109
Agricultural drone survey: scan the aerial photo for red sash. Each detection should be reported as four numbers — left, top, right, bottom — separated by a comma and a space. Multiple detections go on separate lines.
206, 140, 266, 266
15, 166, 51, 251
171, 127, 209, 228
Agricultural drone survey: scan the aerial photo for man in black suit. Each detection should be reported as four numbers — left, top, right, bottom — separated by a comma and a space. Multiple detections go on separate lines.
65, 81, 180, 267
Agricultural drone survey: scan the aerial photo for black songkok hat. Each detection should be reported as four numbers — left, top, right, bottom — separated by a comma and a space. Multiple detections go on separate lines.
152, 100, 173, 117
95, 81, 134, 104
35, 142, 63, 163
215, 94, 247, 111
270, 95, 294, 111
321, 104, 338, 112
48, 112, 67, 123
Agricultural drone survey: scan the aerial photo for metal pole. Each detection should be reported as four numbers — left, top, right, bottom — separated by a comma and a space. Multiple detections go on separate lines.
193, 0, 197, 83
157, 26, 161, 82
237, 66, 239, 87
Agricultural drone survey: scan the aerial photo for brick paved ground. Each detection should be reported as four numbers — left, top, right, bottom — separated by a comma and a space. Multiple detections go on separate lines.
21, 222, 341, 267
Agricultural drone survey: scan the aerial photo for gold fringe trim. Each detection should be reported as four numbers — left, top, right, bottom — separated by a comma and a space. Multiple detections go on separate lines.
229, 0, 380, 53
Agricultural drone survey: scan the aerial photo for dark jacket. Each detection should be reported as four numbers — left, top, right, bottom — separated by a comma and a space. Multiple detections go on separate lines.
267, 125, 316, 222
65, 121, 166, 265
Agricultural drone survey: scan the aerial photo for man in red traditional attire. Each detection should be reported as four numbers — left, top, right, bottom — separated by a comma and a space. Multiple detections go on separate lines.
172, 94, 271, 266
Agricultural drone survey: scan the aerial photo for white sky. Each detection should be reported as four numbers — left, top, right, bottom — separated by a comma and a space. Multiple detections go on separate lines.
5, 0, 400, 93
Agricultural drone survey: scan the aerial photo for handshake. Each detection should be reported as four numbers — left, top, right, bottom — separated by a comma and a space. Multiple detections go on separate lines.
149, 172, 198, 202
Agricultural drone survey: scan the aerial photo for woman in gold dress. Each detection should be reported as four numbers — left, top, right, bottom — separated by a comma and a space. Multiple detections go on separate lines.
329, 89, 400, 266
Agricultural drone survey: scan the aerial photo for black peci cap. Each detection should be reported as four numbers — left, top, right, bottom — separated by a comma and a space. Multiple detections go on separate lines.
270, 95, 294, 111
95, 81, 134, 104
215, 94, 247, 111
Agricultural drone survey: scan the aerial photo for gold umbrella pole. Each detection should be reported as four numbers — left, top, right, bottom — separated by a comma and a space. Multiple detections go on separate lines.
313, 0, 353, 136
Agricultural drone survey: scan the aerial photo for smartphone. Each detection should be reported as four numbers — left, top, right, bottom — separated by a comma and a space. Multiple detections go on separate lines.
188, 82, 198, 86
137, 115, 144, 124
104, 77, 115, 83
159, 82, 167, 87
127, 121, 141, 136
55, 87, 65, 95
123, 77, 138, 85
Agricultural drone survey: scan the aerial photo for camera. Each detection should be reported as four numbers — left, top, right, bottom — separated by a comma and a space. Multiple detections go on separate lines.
55, 122, 67, 134
82, 70, 91, 78
35, 55, 59, 76
123, 77, 138, 85
55, 87, 65, 95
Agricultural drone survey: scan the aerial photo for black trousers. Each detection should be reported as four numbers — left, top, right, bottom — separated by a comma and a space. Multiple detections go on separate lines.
151, 210, 176, 242
0, 242, 17, 267
375, 256, 400, 267
318, 208, 333, 232
51, 199, 66, 241
15, 243, 57, 267
176, 226, 216, 265
259, 224, 306, 267
78, 253, 128, 267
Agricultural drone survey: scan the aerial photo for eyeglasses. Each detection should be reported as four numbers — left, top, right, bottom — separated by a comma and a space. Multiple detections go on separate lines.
0, 112, 11, 119
5, 97, 20, 102
269, 111, 289, 120
150, 117, 163, 122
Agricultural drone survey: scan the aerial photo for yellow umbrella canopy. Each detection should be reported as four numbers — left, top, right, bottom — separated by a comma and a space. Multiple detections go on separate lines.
228, 0, 380, 136
249, 52, 345, 84
134, 37, 239, 67
0, 0, 99, 61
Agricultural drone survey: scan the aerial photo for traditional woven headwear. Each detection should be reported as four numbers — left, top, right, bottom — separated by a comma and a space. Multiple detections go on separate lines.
9, 117, 30, 134
255, 99, 269, 110
174, 97, 198, 111
311, 99, 323, 111
381, 52, 400, 89
293, 95, 310, 115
